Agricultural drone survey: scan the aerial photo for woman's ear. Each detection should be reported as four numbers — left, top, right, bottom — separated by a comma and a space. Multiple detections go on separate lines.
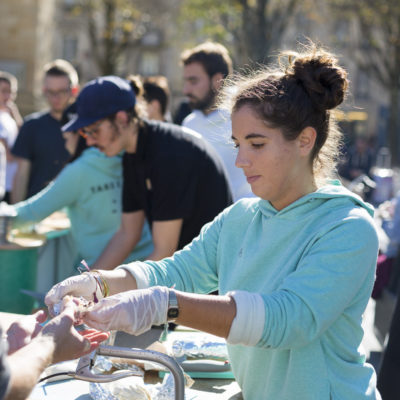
298, 126, 317, 156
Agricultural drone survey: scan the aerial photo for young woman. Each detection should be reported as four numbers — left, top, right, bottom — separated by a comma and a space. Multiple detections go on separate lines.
12, 131, 153, 266
45, 44, 380, 399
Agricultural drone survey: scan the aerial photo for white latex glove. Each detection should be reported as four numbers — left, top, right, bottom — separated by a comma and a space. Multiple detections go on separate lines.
45, 274, 103, 316
82, 286, 169, 336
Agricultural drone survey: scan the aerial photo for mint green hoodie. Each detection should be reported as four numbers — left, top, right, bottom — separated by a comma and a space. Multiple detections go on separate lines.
123, 181, 380, 399
14, 147, 153, 265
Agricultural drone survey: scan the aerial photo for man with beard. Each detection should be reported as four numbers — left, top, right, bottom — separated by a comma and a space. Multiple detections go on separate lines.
181, 42, 252, 201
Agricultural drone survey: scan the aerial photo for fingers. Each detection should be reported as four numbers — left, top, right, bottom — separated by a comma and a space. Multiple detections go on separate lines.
87, 341, 101, 353
78, 328, 100, 335
62, 295, 76, 313
45, 283, 65, 308
68, 328, 108, 359
6, 313, 44, 354
33, 309, 47, 324
45, 278, 81, 309
83, 338, 91, 353
45, 275, 98, 316
79, 329, 110, 342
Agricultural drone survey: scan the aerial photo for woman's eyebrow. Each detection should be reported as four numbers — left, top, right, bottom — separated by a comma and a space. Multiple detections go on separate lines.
245, 133, 267, 139
231, 132, 267, 141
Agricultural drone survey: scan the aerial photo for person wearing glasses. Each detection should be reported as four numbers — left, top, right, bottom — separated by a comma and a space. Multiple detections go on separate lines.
11, 59, 79, 203
11, 123, 153, 270
64, 75, 232, 268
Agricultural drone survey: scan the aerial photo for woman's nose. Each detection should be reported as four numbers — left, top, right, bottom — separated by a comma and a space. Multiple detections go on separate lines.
235, 148, 250, 169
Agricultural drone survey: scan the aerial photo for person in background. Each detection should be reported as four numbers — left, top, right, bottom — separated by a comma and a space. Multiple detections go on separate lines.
181, 41, 252, 201
0, 72, 20, 203
376, 191, 400, 399
11, 59, 79, 203
11, 124, 153, 267
62, 75, 232, 270
378, 283, 400, 399
0, 141, 6, 200
172, 99, 191, 125
141, 75, 171, 122
339, 136, 375, 181
45, 44, 381, 399
0, 71, 22, 128
0, 298, 108, 400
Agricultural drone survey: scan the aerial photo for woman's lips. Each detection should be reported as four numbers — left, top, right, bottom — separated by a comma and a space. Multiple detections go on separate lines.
246, 175, 260, 184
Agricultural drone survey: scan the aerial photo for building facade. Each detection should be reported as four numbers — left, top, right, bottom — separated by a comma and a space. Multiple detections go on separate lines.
0, 0, 392, 145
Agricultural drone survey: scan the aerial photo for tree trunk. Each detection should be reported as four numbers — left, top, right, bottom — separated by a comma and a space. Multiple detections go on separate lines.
388, 85, 400, 166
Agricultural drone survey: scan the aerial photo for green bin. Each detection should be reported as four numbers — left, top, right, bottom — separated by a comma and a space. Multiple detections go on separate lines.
0, 242, 42, 314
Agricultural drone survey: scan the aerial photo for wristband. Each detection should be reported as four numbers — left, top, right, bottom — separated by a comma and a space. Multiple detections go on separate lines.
92, 270, 110, 298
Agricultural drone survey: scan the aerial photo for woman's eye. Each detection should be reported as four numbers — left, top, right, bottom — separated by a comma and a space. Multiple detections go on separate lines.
251, 143, 264, 148
233, 142, 239, 149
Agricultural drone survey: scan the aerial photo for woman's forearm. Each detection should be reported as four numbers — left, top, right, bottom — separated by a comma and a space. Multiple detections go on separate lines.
98, 268, 138, 295
174, 292, 236, 338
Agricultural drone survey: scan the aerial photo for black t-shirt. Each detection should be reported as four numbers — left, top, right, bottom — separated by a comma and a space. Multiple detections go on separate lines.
123, 120, 233, 250
12, 111, 70, 198
0, 329, 10, 400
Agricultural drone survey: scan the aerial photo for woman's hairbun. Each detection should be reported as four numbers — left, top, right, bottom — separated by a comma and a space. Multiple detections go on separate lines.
288, 49, 348, 111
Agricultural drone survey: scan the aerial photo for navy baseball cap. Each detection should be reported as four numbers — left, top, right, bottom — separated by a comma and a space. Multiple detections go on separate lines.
62, 75, 136, 132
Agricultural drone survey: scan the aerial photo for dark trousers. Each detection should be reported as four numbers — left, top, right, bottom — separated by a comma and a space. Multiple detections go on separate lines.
377, 288, 400, 399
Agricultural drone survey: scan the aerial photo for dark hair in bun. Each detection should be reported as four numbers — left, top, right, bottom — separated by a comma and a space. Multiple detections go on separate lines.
223, 42, 349, 183
288, 50, 348, 112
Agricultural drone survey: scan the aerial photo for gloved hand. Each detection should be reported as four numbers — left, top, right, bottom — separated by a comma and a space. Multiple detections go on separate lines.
45, 273, 103, 316
82, 286, 169, 336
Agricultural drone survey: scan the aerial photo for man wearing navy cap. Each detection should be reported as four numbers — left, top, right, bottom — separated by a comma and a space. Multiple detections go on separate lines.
64, 75, 232, 269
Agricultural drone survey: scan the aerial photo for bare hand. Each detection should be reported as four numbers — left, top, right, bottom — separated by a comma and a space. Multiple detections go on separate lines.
41, 297, 109, 364
6, 310, 47, 355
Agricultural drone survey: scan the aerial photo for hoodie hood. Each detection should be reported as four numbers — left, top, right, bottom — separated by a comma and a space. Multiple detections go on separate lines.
76, 147, 123, 175
257, 179, 374, 219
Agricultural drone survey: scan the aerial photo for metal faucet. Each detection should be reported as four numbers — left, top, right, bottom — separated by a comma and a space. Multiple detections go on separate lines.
71, 344, 185, 400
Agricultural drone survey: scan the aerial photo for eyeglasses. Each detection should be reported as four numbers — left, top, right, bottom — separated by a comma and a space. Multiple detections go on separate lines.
79, 120, 104, 139
44, 88, 71, 98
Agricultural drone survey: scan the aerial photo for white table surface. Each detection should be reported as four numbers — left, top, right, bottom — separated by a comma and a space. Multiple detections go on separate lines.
30, 377, 242, 399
